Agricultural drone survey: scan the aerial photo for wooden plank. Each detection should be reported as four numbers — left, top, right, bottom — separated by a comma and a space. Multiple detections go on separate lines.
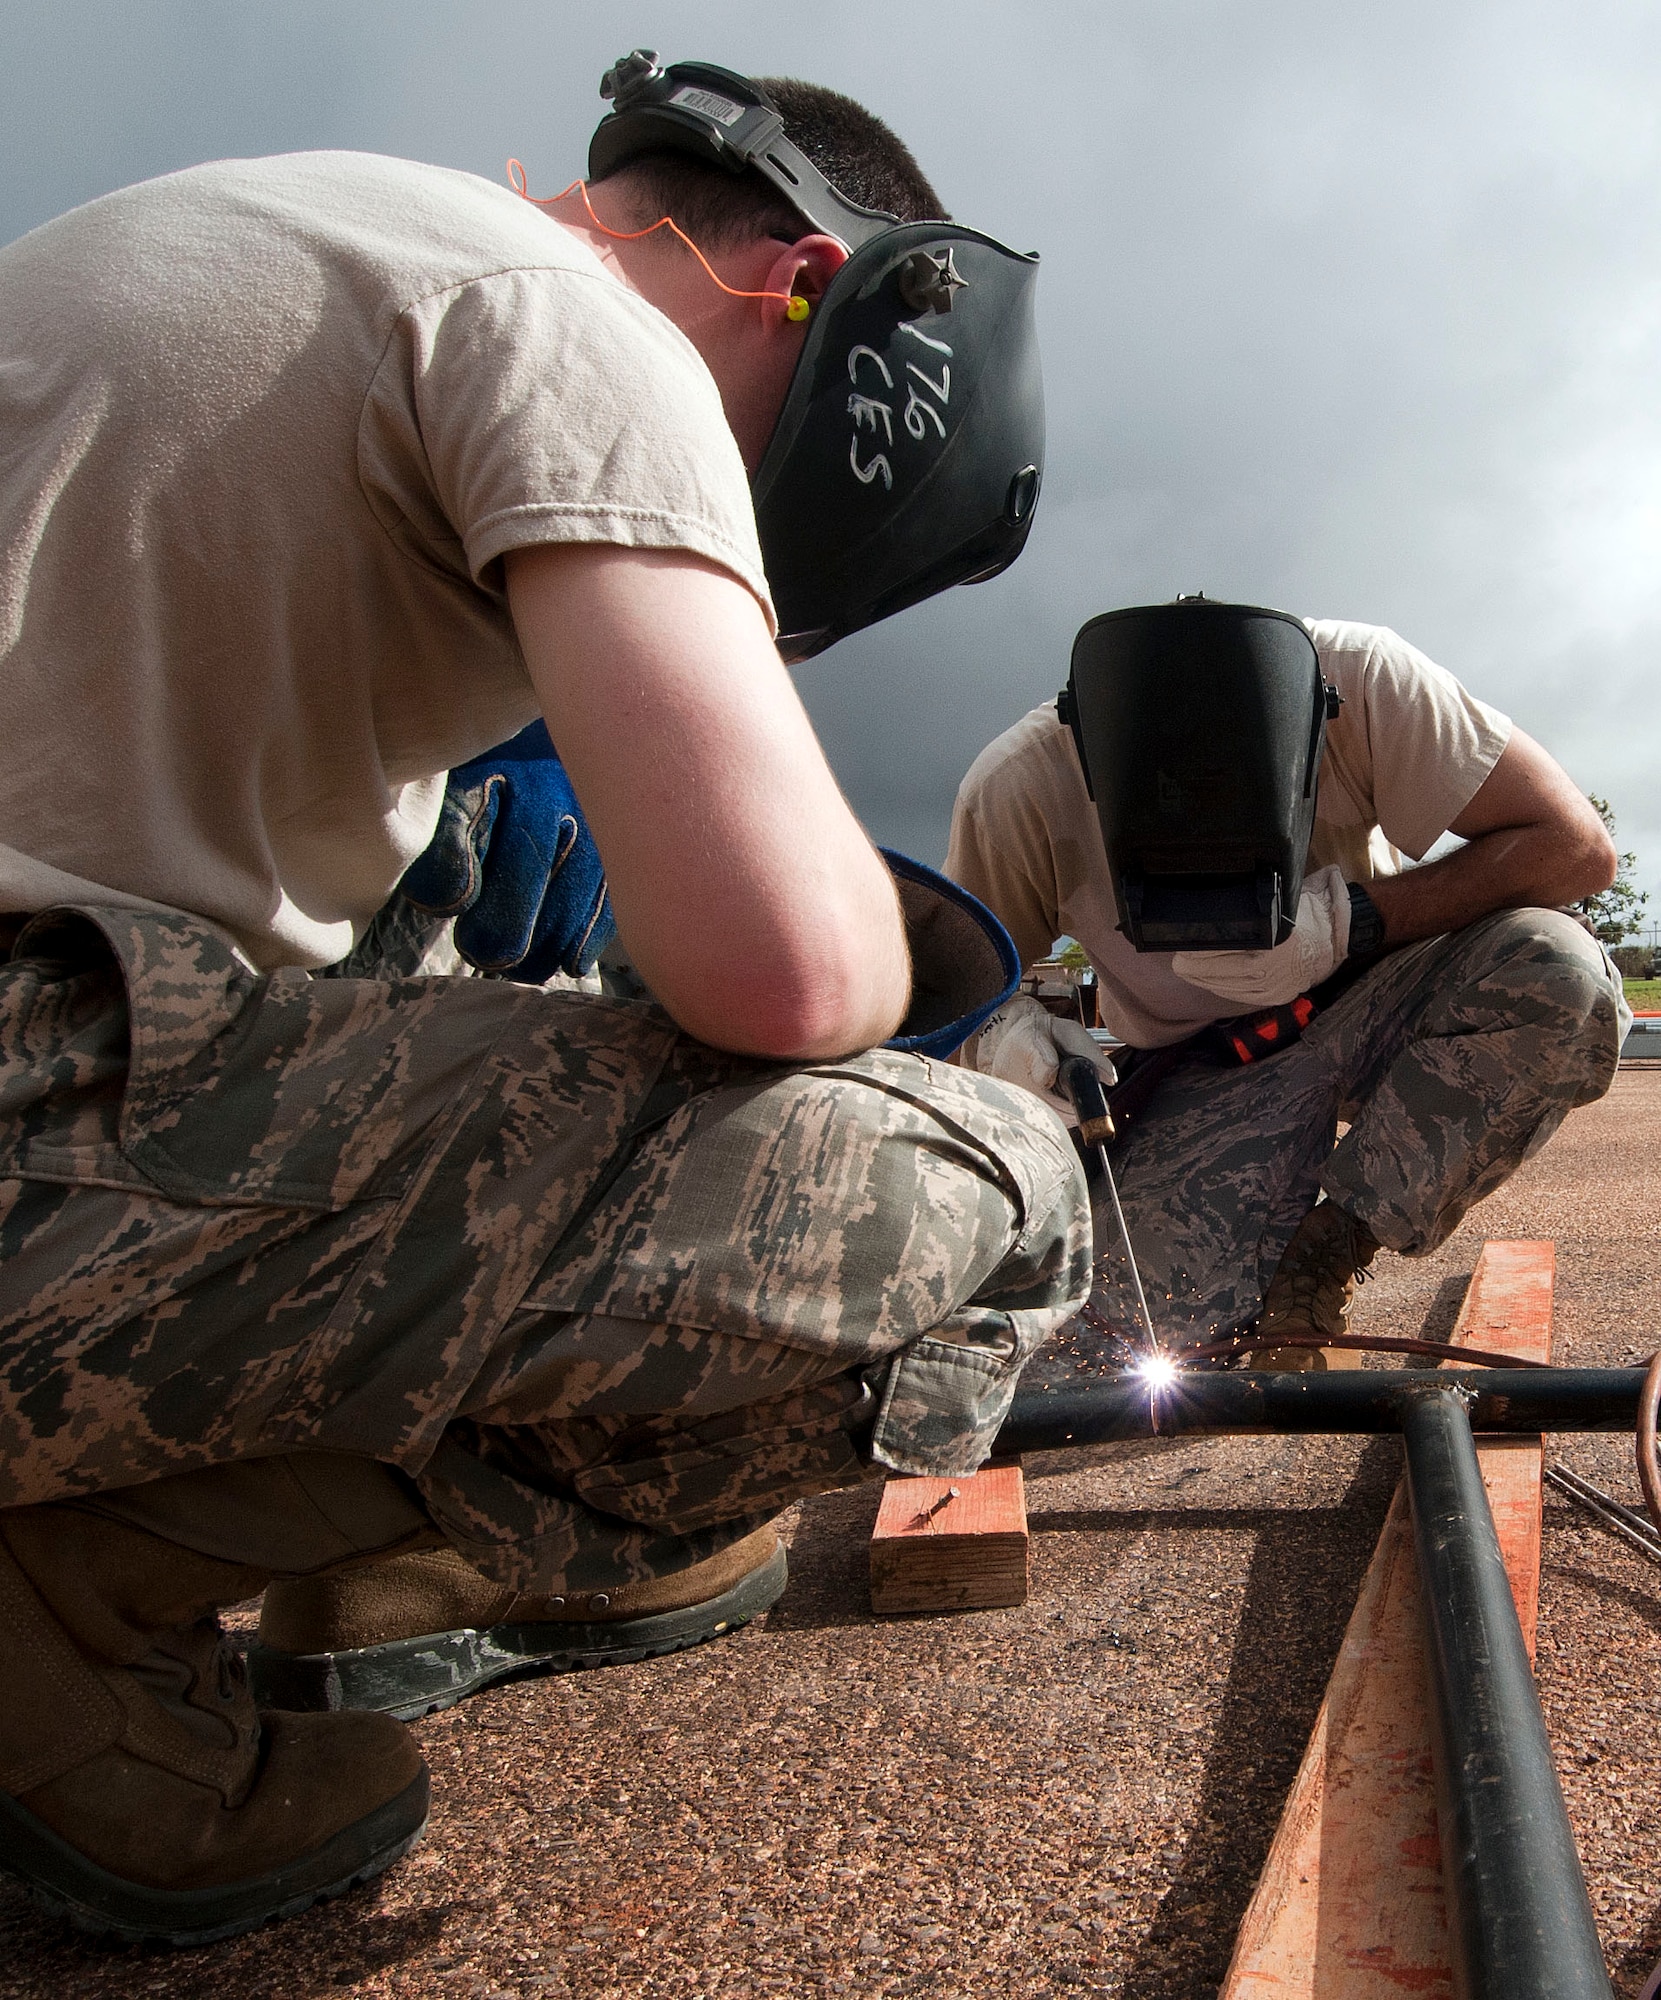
869, 1464, 1028, 1613
1218, 1239, 1554, 1999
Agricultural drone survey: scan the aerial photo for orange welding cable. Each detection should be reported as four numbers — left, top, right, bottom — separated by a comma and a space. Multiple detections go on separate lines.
507, 161, 810, 320
1176, 1329, 1553, 1371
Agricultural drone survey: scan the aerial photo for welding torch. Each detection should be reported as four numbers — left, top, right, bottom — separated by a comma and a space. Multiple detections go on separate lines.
1058, 1054, 1161, 1360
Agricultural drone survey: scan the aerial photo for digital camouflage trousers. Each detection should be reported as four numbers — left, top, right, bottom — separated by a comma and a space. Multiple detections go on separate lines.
1061, 907, 1627, 1360
0, 906, 1090, 1592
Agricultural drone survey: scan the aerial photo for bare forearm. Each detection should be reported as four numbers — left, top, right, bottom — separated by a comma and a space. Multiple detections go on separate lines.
1368, 822, 1613, 946
1367, 728, 1616, 947
507, 543, 911, 1060
559, 618, 911, 1058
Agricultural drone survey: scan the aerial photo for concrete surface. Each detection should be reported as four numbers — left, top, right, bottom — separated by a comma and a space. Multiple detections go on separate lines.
3, 1071, 1659, 1999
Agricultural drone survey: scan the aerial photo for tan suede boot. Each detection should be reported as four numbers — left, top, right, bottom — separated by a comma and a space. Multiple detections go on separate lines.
0, 1505, 428, 1946
252, 1527, 788, 1719
1249, 1200, 1381, 1371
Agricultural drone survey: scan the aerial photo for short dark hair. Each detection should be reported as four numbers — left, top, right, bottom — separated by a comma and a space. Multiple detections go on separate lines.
595, 76, 947, 248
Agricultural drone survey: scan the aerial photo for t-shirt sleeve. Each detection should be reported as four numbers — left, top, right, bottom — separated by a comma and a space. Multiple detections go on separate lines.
359, 264, 774, 628
1318, 623, 1512, 861
946, 716, 1067, 972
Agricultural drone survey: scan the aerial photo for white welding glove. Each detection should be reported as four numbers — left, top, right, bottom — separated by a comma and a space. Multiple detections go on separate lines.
1172, 865, 1352, 1009
974, 991, 1117, 1121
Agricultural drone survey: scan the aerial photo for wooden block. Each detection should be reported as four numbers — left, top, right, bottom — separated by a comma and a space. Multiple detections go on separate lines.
1470, 1435, 1546, 1661
1450, 1237, 1556, 1375
1219, 1239, 1554, 1999
869, 1465, 1028, 1613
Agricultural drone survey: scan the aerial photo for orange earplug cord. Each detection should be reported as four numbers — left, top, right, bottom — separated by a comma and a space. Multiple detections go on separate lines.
507, 161, 811, 321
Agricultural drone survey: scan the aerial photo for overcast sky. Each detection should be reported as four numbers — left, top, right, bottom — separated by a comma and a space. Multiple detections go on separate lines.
5, 1, 1659, 918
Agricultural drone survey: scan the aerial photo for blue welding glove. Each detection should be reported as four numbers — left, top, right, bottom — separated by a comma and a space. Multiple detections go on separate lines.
881, 849, 1019, 1059
402, 720, 615, 981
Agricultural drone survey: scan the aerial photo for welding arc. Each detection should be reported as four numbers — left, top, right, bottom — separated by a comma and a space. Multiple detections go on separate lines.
1180, 1329, 1554, 1370
1636, 1348, 1661, 1540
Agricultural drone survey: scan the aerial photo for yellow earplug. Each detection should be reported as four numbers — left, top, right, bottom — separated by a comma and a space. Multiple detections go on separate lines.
786, 295, 811, 322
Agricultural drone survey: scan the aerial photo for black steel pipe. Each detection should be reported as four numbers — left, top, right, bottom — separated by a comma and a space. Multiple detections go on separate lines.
997, 1367, 1642, 1454
1401, 1388, 1611, 2000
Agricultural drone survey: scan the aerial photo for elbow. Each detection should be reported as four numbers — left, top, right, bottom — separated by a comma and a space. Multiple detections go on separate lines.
1526, 798, 1619, 906
1573, 821, 1619, 901
628, 857, 913, 1061
654, 930, 909, 1062
731, 941, 909, 1061
733, 869, 911, 1059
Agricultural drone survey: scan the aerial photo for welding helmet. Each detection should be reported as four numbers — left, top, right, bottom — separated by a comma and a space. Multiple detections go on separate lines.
590, 52, 1045, 660
1056, 599, 1342, 952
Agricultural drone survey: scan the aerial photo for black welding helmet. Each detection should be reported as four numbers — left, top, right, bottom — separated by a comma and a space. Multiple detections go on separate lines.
590, 53, 1045, 661
1056, 599, 1342, 952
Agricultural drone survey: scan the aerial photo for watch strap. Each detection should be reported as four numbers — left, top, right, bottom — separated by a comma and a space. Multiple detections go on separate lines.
1347, 881, 1387, 962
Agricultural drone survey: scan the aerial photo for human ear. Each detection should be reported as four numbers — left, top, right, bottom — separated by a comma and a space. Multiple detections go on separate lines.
760, 233, 849, 323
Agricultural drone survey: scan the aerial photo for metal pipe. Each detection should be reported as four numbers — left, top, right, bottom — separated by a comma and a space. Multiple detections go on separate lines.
997, 1367, 1643, 1454
1545, 1463, 1661, 1566
1401, 1388, 1611, 2000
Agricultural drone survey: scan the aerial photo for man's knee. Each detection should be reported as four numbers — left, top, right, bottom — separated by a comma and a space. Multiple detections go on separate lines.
844, 1053, 1091, 1306
800, 1048, 1096, 1344
536, 1046, 1090, 1348
481, 1053, 1092, 1515
1433, 906, 1624, 1103
783, 1048, 1084, 1222
1459, 907, 1621, 1020
1484, 903, 1615, 973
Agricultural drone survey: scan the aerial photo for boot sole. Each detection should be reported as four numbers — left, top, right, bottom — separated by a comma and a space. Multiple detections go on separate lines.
0, 1769, 428, 1948
249, 1543, 788, 1720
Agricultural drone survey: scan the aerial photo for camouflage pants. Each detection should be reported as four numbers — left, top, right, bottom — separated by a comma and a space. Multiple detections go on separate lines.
1073, 908, 1626, 1354
0, 907, 1089, 1593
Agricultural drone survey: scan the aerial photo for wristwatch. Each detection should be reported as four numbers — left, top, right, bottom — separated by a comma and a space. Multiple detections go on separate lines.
1347, 882, 1387, 962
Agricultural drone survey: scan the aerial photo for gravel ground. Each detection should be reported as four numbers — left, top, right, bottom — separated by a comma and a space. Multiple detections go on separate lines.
3, 1071, 1659, 1999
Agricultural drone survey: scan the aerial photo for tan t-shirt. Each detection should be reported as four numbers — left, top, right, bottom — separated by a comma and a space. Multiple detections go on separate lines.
947, 620, 1512, 1047
0, 152, 772, 969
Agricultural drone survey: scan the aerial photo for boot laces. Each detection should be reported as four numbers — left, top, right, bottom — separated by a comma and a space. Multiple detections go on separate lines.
1263, 1206, 1377, 1337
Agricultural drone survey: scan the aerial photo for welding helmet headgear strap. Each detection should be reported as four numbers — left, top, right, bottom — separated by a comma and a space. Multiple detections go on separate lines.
591, 51, 899, 250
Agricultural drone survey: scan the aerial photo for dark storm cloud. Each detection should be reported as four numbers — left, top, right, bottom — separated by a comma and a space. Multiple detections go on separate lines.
5, 1, 1657, 902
